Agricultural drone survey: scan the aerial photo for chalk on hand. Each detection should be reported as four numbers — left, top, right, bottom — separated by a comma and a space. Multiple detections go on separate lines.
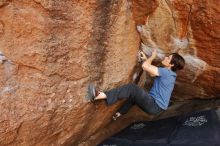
140, 43, 165, 59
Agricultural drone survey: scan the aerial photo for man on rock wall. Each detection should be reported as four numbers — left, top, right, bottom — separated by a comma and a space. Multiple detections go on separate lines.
87, 49, 185, 120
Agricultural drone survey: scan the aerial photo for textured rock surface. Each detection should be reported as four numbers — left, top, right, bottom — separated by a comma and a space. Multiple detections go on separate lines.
0, 0, 219, 146
0, 0, 138, 146
137, 0, 220, 99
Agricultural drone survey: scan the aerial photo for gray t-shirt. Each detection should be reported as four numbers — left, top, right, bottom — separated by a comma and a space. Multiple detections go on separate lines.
149, 67, 176, 110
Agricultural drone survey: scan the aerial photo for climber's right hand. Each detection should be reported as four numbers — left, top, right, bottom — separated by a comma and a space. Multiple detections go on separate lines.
139, 51, 147, 61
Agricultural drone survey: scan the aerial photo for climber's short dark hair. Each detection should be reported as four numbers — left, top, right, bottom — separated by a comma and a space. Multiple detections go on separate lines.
170, 53, 185, 72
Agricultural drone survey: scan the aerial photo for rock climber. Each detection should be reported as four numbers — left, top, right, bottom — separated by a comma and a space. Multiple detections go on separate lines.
86, 49, 185, 120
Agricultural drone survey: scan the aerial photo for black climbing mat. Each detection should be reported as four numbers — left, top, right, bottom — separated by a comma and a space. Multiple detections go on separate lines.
98, 109, 220, 146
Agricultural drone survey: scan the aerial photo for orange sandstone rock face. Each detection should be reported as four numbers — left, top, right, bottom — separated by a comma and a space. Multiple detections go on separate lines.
0, 0, 219, 146
0, 0, 138, 146
130, 0, 159, 24
137, 0, 220, 99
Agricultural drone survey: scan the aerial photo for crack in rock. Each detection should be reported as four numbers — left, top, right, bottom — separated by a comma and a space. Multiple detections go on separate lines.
0, 20, 4, 35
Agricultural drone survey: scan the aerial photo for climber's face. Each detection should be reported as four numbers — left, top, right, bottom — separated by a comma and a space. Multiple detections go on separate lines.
162, 55, 174, 68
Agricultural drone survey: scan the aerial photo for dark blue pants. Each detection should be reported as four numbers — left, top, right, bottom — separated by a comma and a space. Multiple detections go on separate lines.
105, 83, 164, 115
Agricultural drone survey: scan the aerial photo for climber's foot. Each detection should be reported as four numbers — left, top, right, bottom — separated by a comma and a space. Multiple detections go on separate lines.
86, 84, 95, 102
112, 112, 122, 121
86, 84, 102, 102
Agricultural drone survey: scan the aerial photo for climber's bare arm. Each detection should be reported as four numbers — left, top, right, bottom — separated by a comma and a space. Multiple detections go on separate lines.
140, 50, 159, 77
142, 63, 159, 77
